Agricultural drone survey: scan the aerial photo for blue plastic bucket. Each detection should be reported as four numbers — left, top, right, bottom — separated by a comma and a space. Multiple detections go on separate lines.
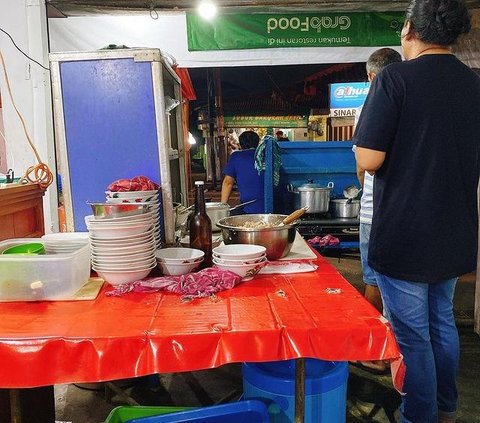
242, 359, 349, 423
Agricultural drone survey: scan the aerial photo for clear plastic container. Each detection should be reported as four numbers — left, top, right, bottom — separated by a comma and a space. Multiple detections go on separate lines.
0, 238, 91, 301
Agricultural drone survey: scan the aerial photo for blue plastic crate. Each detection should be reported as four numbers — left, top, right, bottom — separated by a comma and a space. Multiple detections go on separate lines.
125, 400, 269, 423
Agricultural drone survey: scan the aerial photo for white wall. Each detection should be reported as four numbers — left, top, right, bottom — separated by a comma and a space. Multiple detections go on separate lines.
0, 0, 58, 232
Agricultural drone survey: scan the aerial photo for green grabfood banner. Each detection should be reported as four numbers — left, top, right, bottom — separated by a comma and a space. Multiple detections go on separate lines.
186, 12, 404, 51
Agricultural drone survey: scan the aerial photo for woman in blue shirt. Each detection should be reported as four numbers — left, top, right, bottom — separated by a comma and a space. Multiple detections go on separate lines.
221, 130, 264, 214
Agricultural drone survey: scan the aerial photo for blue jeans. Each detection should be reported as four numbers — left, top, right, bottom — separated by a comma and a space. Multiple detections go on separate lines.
360, 222, 376, 286
375, 272, 459, 423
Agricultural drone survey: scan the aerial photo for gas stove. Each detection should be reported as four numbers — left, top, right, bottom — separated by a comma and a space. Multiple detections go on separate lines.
296, 213, 360, 249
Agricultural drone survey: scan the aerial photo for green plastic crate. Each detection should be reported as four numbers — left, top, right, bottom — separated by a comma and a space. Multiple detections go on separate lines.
105, 406, 191, 423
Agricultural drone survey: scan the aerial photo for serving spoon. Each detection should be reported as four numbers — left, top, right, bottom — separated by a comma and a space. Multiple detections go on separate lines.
280, 206, 310, 226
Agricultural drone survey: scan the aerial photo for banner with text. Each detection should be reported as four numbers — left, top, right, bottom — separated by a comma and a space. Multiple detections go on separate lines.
224, 115, 308, 128
186, 12, 404, 51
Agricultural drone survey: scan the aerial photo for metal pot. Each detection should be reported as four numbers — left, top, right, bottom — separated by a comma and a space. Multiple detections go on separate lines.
329, 199, 360, 218
206, 202, 230, 232
288, 181, 334, 214
173, 202, 191, 229
206, 200, 258, 232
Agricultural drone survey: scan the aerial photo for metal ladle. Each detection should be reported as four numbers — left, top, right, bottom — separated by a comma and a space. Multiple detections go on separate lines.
343, 185, 362, 204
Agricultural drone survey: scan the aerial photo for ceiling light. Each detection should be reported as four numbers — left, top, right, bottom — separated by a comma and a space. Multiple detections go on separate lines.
188, 132, 197, 145
198, 0, 217, 20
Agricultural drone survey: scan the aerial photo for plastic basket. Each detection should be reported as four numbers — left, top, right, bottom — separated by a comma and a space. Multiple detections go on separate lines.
124, 400, 269, 422
105, 406, 190, 423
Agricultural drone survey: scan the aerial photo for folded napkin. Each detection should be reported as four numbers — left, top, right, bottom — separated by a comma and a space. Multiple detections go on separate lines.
105, 268, 242, 300
307, 234, 340, 247
107, 175, 159, 192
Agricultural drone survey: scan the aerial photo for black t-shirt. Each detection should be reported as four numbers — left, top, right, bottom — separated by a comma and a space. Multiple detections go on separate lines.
353, 55, 480, 282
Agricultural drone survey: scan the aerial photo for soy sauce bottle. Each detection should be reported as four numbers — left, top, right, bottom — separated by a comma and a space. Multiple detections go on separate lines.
189, 181, 212, 267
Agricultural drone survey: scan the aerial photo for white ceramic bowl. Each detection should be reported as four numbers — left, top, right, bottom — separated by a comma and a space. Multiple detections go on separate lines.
91, 242, 155, 255
88, 212, 155, 224
96, 267, 155, 286
89, 228, 153, 245
155, 247, 204, 264
89, 233, 154, 246
105, 190, 158, 200
92, 256, 155, 267
212, 255, 266, 266
42, 232, 89, 242
92, 251, 155, 263
88, 202, 152, 219
87, 222, 152, 239
86, 215, 154, 228
106, 197, 160, 205
93, 258, 157, 271
92, 249, 154, 260
157, 258, 203, 276
212, 244, 266, 260
213, 257, 267, 280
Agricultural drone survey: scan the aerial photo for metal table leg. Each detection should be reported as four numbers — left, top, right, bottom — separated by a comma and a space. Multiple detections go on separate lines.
294, 358, 306, 423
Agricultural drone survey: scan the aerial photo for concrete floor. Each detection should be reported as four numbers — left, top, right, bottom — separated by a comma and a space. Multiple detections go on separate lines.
55, 254, 480, 423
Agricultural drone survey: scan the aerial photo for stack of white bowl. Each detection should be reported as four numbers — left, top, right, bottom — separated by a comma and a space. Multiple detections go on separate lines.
212, 244, 268, 280
85, 213, 157, 286
155, 247, 204, 276
105, 189, 162, 249
41, 232, 90, 254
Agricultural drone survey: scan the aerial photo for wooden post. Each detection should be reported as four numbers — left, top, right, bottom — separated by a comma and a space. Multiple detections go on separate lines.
294, 358, 306, 423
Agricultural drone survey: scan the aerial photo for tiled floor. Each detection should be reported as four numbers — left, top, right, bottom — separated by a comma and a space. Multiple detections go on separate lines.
55, 255, 480, 423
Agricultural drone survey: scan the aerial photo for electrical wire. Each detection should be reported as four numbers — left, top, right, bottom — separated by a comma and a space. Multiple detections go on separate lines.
0, 27, 49, 71
0, 125, 16, 173
0, 48, 53, 189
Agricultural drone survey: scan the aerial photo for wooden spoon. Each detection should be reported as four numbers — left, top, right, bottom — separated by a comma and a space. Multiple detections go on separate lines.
281, 206, 309, 225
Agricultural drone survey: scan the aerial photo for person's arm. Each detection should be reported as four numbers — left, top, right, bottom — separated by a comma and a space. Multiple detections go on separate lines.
355, 147, 386, 173
221, 175, 235, 203
356, 162, 366, 187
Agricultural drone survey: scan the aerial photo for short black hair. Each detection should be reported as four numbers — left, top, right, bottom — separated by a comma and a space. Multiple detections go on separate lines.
366, 48, 402, 75
406, 0, 471, 46
239, 130, 260, 149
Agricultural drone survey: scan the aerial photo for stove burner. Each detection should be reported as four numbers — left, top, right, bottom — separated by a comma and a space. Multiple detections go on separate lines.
300, 212, 331, 221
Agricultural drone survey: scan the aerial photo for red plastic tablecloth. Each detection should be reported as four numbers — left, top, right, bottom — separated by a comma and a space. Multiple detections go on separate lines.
0, 253, 402, 389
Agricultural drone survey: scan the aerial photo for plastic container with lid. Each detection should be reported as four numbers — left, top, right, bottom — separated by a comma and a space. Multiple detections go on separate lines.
0, 238, 91, 301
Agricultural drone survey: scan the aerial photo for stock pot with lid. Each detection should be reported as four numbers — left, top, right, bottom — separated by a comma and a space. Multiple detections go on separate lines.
288, 181, 334, 214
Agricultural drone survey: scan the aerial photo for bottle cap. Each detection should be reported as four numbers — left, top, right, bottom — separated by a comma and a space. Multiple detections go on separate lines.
194, 181, 204, 186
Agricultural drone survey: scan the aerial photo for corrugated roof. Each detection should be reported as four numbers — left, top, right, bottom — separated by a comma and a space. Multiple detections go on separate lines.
46, 0, 480, 17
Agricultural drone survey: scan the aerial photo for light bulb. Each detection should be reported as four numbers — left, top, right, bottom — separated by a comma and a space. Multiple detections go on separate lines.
198, 0, 217, 20
188, 132, 197, 145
